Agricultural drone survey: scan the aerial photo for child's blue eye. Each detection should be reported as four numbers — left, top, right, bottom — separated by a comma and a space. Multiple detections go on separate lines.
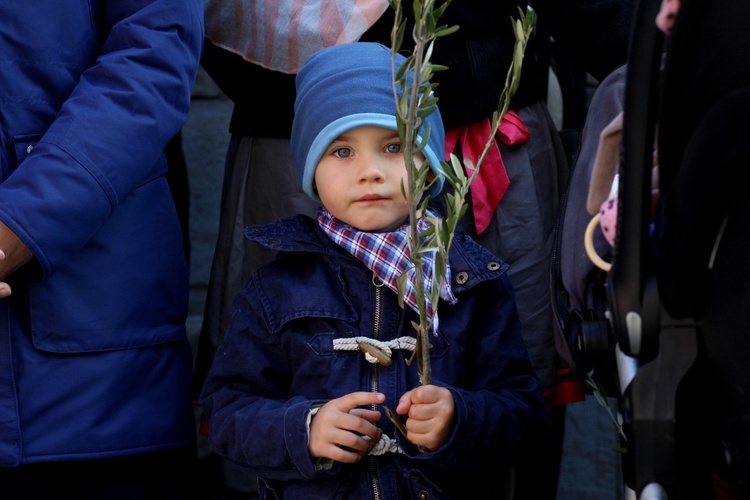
333, 148, 352, 158
386, 143, 402, 153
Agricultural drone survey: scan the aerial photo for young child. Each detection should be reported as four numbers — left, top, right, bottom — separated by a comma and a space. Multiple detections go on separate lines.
199, 42, 547, 499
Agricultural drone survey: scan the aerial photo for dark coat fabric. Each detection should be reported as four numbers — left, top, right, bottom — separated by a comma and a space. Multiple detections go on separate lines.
200, 214, 547, 499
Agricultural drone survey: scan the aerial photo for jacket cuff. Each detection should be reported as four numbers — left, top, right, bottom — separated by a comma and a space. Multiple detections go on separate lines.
284, 400, 339, 479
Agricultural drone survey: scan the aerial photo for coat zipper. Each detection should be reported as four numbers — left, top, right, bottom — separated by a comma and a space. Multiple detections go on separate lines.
369, 272, 384, 500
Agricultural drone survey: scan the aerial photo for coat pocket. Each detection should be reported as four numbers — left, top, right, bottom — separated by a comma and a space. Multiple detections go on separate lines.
401, 468, 447, 499
27, 178, 188, 353
28, 251, 187, 353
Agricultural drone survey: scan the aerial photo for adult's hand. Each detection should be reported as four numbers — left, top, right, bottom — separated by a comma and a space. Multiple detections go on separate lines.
0, 220, 33, 296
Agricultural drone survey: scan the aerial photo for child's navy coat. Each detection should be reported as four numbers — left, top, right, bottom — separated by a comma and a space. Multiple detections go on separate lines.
200, 214, 547, 499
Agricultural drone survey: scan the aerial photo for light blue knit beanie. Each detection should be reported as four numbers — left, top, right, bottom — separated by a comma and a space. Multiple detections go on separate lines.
291, 42, 445, 201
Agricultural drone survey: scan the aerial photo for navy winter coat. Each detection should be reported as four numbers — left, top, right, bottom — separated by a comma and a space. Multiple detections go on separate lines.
200, 215, 547, 499
0, 1, 203, 465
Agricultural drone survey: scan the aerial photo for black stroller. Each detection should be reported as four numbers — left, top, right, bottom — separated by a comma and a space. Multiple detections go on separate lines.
608, 0, 750, 497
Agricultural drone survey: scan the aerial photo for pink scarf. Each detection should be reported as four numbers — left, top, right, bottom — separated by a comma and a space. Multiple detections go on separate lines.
445, 111, 530, 234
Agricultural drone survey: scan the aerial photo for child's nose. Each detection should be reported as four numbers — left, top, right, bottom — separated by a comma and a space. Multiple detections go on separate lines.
357, 154, 386, 183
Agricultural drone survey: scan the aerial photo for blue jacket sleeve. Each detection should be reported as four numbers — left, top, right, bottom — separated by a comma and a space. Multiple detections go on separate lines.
0, 0, 203, 276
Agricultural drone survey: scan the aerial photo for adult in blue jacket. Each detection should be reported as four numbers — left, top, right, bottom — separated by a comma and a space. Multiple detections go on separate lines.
0, 1, 203, 497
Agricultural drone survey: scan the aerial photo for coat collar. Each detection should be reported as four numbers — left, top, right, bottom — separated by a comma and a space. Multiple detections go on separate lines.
244, 213, 509, 293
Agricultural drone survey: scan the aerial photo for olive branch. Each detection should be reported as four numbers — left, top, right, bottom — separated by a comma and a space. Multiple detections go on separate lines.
388, 0, 534, 387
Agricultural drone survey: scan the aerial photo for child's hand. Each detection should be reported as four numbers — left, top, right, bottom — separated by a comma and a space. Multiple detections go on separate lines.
308, 391, 385, 463
395, 385, 455, 451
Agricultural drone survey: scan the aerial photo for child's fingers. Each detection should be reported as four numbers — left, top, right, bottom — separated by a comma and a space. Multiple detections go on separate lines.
395, 389, 414, 415
405, 417, 435, 435
309, 392, 385, 461
316, 431, 368, 463
336, 411, 381, 441
349, 408, 383, 424
310, 413, 382, 462
331, 391, 385, 412
330, 435, 380, 463
410, 384, 445, 404
405, 428, 442, 452
332, 427, 376, 454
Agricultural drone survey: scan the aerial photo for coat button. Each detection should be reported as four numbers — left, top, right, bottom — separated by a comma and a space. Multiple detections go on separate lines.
487, 261, 501, 271
419, 491, 429, 500
455, 271, 469, 285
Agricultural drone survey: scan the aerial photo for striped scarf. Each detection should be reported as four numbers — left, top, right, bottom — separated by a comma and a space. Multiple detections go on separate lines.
318, 208, 457, 329
205, 0, 390, 74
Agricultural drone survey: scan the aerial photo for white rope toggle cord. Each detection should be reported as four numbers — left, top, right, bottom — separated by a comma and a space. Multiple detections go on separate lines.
332, 336, 417, 366
365, 433, 403, 456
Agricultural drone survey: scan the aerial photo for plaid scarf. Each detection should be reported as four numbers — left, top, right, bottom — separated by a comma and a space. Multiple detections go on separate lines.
318, 208, 457, 328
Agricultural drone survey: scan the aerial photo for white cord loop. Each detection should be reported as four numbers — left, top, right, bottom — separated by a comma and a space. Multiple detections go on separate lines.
365, 433, 404, 456
332, 336, 417, 366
